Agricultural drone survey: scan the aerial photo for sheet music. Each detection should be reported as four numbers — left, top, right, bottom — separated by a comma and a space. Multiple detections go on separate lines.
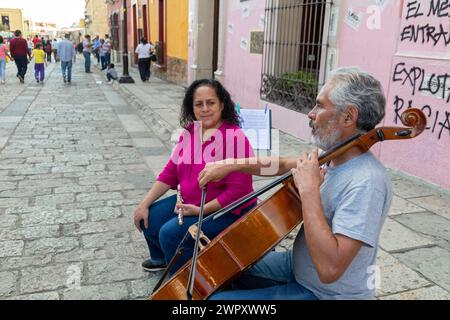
240, 109, 272, 150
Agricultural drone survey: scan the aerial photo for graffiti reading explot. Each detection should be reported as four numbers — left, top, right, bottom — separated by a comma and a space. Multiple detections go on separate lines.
393, 63, 450, 102
392, 62, 450, 140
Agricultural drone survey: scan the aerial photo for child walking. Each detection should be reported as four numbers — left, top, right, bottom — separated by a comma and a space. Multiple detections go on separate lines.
0, 36, 13, 84
32, 43, 46, 83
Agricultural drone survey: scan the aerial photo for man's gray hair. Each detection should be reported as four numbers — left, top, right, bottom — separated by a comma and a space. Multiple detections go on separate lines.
328, 67, 386, 132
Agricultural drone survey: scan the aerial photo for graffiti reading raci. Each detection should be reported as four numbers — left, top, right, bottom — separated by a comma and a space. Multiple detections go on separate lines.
392, 62, 450, 140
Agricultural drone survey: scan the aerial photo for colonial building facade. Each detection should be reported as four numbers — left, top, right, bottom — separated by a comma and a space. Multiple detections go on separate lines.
0, 8, 24, 33
105, 0, 188, 85
146, 0, 189, 85
85, 0, 109, 38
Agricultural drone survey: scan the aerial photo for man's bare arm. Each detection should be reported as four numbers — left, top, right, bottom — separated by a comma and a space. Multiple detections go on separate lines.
198, 156, 298, 188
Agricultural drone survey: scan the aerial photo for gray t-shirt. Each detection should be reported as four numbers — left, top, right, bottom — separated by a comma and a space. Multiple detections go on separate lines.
293, 151, 392, 300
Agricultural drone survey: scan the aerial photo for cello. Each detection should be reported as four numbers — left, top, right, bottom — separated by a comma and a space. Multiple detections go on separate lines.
150, 108, 426, 300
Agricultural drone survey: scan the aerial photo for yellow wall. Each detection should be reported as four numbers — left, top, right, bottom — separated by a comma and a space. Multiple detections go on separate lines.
0, 8, 24, 32
166, 0, 188, 61
148, 0, 158, 43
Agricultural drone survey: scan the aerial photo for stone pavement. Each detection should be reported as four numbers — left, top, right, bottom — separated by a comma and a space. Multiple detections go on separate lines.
0, 57, 161, 299
0, 57, 449, 300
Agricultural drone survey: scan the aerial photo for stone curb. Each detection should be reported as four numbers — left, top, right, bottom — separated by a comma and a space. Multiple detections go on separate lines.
115, 83, 176, 148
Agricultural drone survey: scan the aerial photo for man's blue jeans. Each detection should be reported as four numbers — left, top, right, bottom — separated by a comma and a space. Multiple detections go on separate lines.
100, 55, 107, 70
61, 61, 72, 81
105, 53, 111, 67
83, 52, 91, 72
139, 195, 255, 275
208, 250, 319, 300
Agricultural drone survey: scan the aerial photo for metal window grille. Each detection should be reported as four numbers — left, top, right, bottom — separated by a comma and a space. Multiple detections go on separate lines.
111, 13, 120, 50
260, 0, 332, 114
1, 16, 10, 31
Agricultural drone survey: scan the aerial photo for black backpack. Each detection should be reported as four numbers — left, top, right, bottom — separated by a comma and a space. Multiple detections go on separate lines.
76, 42, 83, 53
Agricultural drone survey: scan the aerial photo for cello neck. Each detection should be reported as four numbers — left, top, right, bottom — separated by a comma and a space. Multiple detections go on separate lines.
209, 108, 426, 221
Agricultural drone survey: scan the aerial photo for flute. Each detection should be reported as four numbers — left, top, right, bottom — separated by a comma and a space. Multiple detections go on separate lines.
178, 208, 183, 226
177, 186, 183, 226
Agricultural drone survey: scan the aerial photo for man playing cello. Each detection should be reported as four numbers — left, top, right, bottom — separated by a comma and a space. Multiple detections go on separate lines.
199, 68, 393, 300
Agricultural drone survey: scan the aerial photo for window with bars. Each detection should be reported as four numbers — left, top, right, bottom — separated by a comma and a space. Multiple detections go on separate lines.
1, 16, 10, 31
110, 13, 120, 50
260, 0, 331, 114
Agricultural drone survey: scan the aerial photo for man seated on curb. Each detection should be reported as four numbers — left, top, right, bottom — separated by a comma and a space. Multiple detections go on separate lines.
106, 63, 118, 84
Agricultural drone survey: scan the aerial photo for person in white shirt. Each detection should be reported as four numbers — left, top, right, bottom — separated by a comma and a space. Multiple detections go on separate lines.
52, 39, 59, 62
27, 38, 33, 55
135, 37, 154, 82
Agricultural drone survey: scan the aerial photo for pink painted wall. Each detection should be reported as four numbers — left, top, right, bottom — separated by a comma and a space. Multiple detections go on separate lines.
337, 0, 401, 118
336, 0, 402, 158
329, 0, 450, 188
223, 0, 450, 189
379, 0, 450, 189
222, 0, 312, 141
223, 0, 264, 108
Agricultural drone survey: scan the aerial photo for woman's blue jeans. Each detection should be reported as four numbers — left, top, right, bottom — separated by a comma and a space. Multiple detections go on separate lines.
0, 58, 6, 81
139, 195, 255, 275
208, 250, 319, 300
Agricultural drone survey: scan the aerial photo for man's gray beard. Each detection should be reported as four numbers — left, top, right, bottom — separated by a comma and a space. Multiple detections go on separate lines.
311, 130, 341, 151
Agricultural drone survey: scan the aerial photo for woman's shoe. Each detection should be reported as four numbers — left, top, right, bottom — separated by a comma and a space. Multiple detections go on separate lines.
141, 259, 167, 272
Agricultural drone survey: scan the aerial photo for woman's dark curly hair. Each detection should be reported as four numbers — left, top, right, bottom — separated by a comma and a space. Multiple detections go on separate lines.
180, 79, 241, 129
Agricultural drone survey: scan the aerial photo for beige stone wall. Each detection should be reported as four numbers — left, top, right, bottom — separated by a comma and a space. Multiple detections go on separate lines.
153, 56, 188, 86
0, 8, 24, 32
84, 0, 109, 38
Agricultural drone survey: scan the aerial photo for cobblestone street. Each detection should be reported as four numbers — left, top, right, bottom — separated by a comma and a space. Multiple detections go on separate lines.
0, 59, 161, 299
0, 58, 449, 300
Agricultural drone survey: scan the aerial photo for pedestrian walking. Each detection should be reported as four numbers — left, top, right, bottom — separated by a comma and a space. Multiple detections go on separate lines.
44, 39, 52, 63
99, 39, 107, 70
58, 33, 76, 84
92, 35, 100, 65
72, 41, 77, 63
52, 39, 59, 62
135, 37, 154, 82
103, 34, 112, 67
83, 35, 93, 73
31, 43, 46, 84
32, 35, 41, 48
26, 37, 33, 55
9, 30, 31, 84
0, 35, 13, 84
